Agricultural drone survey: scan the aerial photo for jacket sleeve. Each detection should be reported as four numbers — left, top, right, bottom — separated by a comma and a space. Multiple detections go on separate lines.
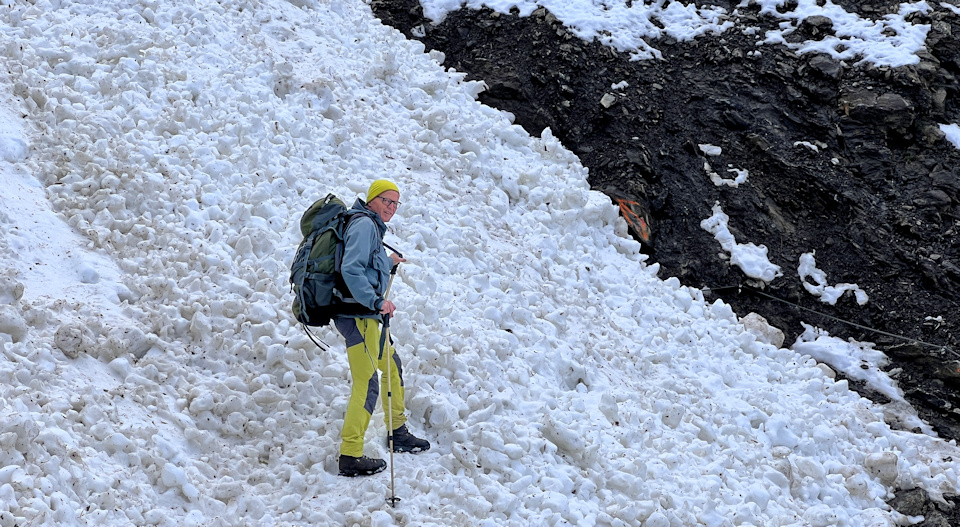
340, 216, 383, 312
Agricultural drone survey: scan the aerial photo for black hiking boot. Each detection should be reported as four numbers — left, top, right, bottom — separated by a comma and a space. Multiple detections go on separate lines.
389, 424, 431, 453
338, 455, 386, 477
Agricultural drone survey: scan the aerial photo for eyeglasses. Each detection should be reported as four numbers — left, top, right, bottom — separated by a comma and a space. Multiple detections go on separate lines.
378, 196, 401, 208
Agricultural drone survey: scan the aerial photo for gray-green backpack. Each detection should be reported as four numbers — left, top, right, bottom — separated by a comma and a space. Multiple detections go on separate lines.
289, 194, 361, 327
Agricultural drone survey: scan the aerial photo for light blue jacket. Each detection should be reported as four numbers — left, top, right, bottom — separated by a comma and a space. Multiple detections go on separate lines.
337, 198, 392, 318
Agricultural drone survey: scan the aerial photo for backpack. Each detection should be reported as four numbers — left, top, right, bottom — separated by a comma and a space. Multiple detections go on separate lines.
289, 194, 362, 327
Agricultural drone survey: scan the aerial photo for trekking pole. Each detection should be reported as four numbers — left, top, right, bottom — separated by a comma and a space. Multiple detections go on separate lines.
380, 261, 401, 507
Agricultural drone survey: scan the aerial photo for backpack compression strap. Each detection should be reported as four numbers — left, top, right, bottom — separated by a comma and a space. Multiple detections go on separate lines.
290, 228, 321, 325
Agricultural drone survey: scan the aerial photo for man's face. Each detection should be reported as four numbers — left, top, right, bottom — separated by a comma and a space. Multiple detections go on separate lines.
368, 190, 400, 223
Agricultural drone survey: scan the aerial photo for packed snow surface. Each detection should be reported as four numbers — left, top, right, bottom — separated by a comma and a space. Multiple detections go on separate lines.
792, 325, 933, 437
0, 0, 958, 526
798, 252, 869, 307
701, 203, 783, 283
941, 122, 960, 149
419, 0, 942, 65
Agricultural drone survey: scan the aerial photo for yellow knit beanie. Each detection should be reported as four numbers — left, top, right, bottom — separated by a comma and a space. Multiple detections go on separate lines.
366, 179, 400, 203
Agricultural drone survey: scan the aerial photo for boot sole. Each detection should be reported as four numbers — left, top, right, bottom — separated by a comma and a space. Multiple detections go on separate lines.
392, 444, 430, 453
339, 464, 386, 477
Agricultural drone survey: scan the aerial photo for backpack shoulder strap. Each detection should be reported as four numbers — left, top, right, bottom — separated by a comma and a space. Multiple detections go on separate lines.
340, 211, 402, 259
334, 211, 367, 272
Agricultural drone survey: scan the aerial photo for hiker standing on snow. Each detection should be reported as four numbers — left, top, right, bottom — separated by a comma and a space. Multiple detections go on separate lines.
335, 179, 430, 477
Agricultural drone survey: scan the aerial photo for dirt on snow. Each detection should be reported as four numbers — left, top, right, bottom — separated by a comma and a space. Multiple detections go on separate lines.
371, 1, 960, 522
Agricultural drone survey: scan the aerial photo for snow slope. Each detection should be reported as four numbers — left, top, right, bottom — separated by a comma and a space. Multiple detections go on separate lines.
0, 0, 957, 526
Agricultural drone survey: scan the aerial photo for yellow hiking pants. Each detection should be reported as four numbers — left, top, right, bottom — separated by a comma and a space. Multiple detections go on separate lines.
334, 317, 406, 457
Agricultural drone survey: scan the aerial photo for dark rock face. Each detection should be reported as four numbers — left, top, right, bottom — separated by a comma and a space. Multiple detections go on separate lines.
371, 2, 960, 518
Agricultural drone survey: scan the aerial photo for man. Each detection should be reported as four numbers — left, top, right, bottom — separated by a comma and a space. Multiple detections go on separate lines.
335, 179, 430, 477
